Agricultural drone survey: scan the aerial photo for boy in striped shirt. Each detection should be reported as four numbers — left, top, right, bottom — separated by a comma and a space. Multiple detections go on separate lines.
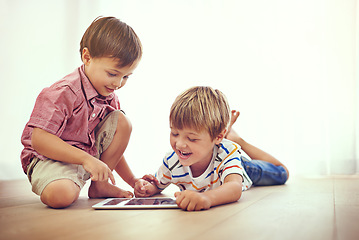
135, 86, 289, 211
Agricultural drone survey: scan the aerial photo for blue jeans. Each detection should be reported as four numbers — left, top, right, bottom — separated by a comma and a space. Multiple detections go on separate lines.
241, 156, 288, 186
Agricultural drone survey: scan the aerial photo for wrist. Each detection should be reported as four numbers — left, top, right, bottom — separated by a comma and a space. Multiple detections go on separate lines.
202, 191, 215, 207
78, 151, 94, 166
129, 177, 141, 188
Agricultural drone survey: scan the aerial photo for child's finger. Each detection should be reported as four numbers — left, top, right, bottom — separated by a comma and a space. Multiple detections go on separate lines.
100, 171, 106, 182
137, 180, 146, 191
135, 189, 146, 197
109, 170, 116, 185
174, 192, 187, 209
142, 174, 153, 181
151, 177, 160, 185
145, 174, 159, 185
174, 192, 183, 202
91, 173, 98, 182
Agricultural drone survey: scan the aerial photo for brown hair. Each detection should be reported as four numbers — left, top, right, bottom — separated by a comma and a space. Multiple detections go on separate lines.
80, 16, 142, 67
170, 86, 230, 140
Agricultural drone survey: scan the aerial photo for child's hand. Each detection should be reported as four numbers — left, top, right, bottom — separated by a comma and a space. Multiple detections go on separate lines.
134, 179, 157, 197
142, 174, 160, 186
82, 156, 115, 185
174, 190, 211, 211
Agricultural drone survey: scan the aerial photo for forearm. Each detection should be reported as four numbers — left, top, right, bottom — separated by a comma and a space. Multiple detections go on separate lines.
32, 128, 116, 184
31, 127, 92, 165
115, 156, 138, 188
203, 180, 242, 207
175, 174, 243, 211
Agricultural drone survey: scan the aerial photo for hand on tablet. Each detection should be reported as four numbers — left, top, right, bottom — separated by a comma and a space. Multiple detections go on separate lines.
134, 179, 160, 197
174, 190, 211, 211
142, 174, 160, 185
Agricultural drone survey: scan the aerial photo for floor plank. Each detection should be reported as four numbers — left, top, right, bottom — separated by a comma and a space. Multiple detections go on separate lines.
0, 176, 358, 240
334, 176, 359, 240
197, 178, 336, 240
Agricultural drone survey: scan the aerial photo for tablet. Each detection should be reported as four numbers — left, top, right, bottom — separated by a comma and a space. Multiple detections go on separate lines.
92, 197, 179, 209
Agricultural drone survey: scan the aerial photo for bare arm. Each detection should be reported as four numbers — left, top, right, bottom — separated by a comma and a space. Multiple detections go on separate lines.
31, 127, 115, 184
114, 156, 140, 188
175, 174, 243, 211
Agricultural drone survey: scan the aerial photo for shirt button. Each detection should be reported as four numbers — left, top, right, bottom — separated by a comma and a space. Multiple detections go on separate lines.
92, 113, 96, 118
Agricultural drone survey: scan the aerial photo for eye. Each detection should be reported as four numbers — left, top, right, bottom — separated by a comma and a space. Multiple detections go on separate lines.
107, 72, 117, 77
188, 137, 198, 142
171, 132, 178, 137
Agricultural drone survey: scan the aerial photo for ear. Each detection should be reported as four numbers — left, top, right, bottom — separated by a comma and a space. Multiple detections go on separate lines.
81, 48, 92, 65
214, 129, 227, 145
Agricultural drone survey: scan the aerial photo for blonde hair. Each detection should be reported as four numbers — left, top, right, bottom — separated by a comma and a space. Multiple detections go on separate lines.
170, 86, 230, 140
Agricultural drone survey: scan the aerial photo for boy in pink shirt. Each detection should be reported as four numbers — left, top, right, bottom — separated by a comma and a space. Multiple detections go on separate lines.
21, 16, 143, 208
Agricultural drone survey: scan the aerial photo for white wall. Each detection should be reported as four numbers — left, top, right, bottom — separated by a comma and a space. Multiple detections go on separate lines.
0, 0, 357, 180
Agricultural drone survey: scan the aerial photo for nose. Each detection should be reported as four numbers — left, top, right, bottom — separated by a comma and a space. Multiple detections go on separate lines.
176, 138, 187, 150
112, 78, 124, 89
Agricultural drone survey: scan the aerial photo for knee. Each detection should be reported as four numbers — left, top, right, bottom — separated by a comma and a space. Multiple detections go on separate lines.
117, 111, 132, 135
278, 169, 289, 185
41, 180, 80, 208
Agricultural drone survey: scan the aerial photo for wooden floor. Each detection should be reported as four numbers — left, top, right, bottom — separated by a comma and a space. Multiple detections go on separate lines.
0, 175, 358, 240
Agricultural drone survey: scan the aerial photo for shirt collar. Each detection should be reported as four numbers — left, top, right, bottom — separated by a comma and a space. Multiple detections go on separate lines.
79, 64, 115, 102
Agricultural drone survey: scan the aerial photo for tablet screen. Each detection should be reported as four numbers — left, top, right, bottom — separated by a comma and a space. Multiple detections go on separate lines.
125, 198, 176, 206
92, 197, 179, 209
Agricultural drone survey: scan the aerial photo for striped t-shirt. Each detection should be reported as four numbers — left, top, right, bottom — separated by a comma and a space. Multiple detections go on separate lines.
155, 139, 253, 192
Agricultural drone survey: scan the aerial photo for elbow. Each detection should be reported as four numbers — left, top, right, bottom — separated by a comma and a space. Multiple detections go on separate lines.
224, 175, 244, 202
232, 182, 243, 202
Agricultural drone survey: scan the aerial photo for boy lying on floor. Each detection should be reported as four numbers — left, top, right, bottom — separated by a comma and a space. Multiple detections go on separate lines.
134, 86, 289, 211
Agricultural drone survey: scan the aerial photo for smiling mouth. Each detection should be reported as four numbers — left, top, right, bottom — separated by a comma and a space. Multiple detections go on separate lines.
105, 87, 115, 92
178, 150, 192, 159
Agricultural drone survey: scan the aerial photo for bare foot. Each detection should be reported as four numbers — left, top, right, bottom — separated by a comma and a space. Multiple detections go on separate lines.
226, 110, 240, 137
88, 181, 134, 198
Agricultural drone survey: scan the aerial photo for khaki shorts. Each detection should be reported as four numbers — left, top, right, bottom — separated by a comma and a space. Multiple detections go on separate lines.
27, 110, 121, 195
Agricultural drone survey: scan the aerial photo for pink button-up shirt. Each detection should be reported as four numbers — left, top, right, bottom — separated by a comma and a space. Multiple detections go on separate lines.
20, 65, 120, 173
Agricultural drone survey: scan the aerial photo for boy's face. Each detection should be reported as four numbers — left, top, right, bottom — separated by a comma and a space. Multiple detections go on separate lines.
82, 48, 138, 96
170, 126, 224, 173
